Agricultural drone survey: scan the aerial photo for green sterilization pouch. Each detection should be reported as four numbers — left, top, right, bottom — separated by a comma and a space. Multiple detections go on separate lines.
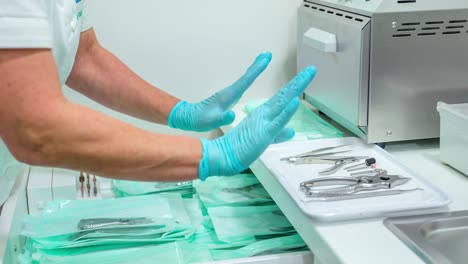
19, 242, 213, 264
113, 180, 193, 197
21, 194, 195, 250
19, 174, 309, 263
207, 204, 294, 243
194, 173, 272, 207
244, 99, 343, 140
210, 234, 306, 260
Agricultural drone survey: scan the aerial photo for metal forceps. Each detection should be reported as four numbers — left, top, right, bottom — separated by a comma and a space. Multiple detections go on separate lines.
281, 144, 352, 162
300, 174, 411, 198
281, 144, 366, 175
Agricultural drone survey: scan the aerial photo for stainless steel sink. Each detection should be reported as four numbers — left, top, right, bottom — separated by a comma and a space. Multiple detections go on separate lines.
384, 210, 468, 264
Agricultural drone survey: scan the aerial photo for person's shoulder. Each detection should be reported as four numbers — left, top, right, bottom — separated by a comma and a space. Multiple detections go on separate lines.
0, 1, 53, 49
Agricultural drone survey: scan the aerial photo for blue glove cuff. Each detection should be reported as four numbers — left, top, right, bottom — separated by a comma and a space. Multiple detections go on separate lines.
198, 138, 210, 181
167, 101, 187, 129
198, 138, 246, 181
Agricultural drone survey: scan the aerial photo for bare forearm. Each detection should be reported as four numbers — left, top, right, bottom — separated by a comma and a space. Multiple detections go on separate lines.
67, 30, 179, 124
8, 101, 201, 181
0, 48, 201, 182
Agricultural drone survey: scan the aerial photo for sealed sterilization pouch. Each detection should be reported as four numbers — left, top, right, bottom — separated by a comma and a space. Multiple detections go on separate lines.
21, 193, 196, 251
30, 226, 194, 250
19, 242, 213, 264
190, 225, 257, 250
210, 234, 306, 260
194, 173, 272, 207
207, 205, 294, 243
182, 198, 204, 232
113, 179, 193, 197
41, 193, 190, 224
23, 196, 174, 238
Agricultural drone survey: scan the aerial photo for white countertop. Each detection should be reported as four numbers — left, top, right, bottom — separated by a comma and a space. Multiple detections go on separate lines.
2, 103, 467, 264
221, 103, 468, 264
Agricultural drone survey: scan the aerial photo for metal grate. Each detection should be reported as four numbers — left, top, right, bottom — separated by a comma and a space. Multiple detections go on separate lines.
392, 19, 468, 38
303, 2, 365, 23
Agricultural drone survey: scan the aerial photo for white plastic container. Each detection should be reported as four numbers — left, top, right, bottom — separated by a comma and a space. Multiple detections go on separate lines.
437, 102, 468, 176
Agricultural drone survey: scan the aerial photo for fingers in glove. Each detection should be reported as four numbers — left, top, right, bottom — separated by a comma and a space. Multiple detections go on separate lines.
217, 52, 272, 107
265, 66, 316, 119
273, 127, 296, 144
217, 110, 236, 127
233, 52, 272, 91
266, 97, 300, 136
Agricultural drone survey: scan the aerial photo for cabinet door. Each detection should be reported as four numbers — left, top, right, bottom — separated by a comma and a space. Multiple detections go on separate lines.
298, 3, 370, 129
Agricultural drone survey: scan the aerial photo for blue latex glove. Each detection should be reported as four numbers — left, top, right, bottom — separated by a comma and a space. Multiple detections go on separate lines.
168, 52, 272, 132
198, 66, 317, 180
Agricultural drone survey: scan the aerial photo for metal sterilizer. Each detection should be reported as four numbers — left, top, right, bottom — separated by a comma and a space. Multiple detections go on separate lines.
297, 0, 468, 143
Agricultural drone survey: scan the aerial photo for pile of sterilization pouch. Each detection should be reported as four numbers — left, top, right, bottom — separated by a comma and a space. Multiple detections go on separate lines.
18, 173, 307, 264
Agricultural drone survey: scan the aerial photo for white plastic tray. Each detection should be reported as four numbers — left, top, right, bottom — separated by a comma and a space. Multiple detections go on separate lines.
260, 138, 451, 221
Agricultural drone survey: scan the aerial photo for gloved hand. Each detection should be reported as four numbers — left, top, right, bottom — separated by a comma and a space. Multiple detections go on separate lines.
168, 52, 272, 132
198, 66, 317, 180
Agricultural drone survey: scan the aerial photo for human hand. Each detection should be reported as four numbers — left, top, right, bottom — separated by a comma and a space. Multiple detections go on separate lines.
167, 52, 272, 132
198, 66, 317, 180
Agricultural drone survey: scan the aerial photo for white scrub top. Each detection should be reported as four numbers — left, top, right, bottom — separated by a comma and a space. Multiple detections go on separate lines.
0, 0, 91, 206
0, 0, 92, 85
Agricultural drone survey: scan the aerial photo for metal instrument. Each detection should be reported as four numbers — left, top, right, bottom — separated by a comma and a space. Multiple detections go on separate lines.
298, 0, 468, 143
79, 172, 85, 198
281, 144, 367, 175
222, 183, 271, 199
300, 174, 411, 198
350, 169, 388, 177
289, 156, 366, 165
92, 175, 98, 196
347, 164, 377, 172
308, 188, 422, 202
344, 158, 376, 171
86, 173, 90, 197
317, 158, 361, 175
288, 156, 368, 175
280, 144, 352, 162
77, 217, 154, 230
268, 210, 295, 232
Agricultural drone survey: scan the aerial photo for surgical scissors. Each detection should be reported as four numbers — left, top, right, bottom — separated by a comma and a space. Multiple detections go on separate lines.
300, 174, 411, 197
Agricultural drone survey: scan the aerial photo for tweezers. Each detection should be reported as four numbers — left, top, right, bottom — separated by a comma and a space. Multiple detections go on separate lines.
280, 144, 352, 161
